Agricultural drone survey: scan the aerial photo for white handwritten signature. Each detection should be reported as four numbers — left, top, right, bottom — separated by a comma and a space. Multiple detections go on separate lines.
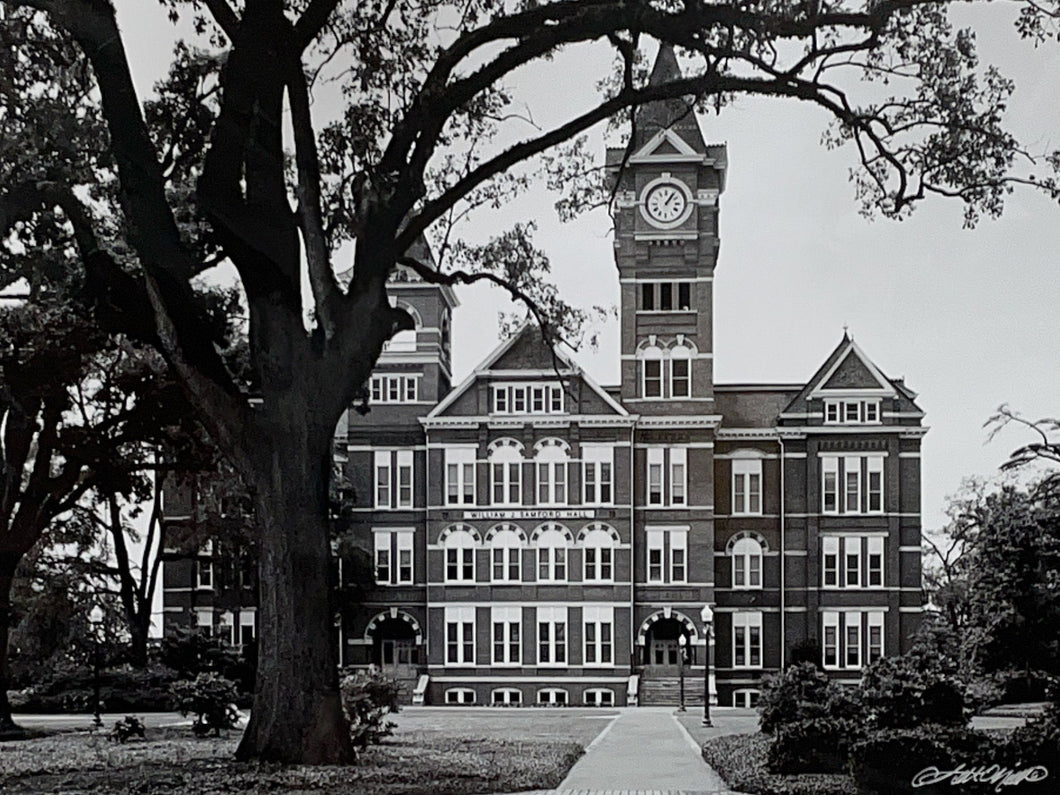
912, 764, 1048, 792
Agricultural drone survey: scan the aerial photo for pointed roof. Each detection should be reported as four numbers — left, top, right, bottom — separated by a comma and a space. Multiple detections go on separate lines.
779, 333, 924, 422
633, 42, 707, 153
426, 321, 628, 419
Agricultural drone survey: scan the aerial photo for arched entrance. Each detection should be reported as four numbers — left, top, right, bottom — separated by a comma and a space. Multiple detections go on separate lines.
639, 610, 699, 674
365, 610, 422, 679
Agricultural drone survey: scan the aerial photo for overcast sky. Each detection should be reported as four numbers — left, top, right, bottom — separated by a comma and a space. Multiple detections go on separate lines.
113, 2, 1060, 534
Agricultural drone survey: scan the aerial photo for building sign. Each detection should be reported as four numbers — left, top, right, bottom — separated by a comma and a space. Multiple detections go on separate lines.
461, 509, 596, 520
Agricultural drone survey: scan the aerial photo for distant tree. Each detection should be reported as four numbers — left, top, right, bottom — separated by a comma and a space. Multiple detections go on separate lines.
3, 0, 1060, 762
938, 484, 1060, 686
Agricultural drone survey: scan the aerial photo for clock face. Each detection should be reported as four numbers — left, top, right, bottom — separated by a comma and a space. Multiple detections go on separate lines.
644, 182, 689, 225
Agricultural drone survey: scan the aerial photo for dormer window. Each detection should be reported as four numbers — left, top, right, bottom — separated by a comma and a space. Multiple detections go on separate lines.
824, 399, 880, 424
491, 383, 564, 414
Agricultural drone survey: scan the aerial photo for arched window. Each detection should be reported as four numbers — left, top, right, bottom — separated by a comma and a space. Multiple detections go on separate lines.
640, 342, 664, 399
489, 525, 523, 583
535, 524, 570, 582
537, 688, 568, 706
581, 525, 617, 582
445, 688, 476, 705
584, 688, 615, 707
441, 525, 478, 583
731, 535, 764, 589
385, 301, 420, 352
670, 342, 692, 398
535, 440, 569, 505
488, 440, 523, 506
491, 688, 522, 706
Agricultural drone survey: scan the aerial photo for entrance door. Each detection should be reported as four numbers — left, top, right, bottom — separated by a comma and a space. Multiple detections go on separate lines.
650, 639, 681, 674
380, 639, 417, 677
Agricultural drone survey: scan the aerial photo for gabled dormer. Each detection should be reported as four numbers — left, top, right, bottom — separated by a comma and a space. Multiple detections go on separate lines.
779, 334, 925, 428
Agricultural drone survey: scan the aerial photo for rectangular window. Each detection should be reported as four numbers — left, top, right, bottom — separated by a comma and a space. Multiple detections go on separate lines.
491, 461, 521, 506
445, 607, 475, 665
644, 359, 662, 398
583, 606, 614, 666
864, 401, 880, 423
670, 531, 687, 583
239, 611, 256, 648
537, 546, 566, 582
868, 612, 885, 662
823, 612, 839, 669
491, 384, 564, 414
846, 612, 862, 668
641, 283, 654, 310
822, 457, 838, 513
845, 536, 861, 587
493, 387, 508, 413
374, 533, 390, 584
640, 281, 693, 311
733, 612, 763, 669
733, 459, 763, 514
584, 546, 614, 582
368, 375, 422, 404
867, 536, 884, 587
647, 530, 664, 583
844, 456, 861, 514
537, 607, 567, 666
196, 608, 213, 637
446, 547, 475, 583
867, 456, 884, 513
396, 450, 413, 508
670, 447, 687, 506
374, 451, 392, 509
196, 559, 213, 590
445, 448, 476, 505
491, 546, 521, 583
822, 536, 839, 587
583, 447, 614, 505
396, 532, 413, 583
492, 607, 521, 665
671, 358, 690, 398
825, 401, 840, 423
537, 461, 567, 505
647, 448, 664, 505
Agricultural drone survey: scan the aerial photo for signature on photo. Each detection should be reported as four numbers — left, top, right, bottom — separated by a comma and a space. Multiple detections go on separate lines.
912, 764, 1048, 790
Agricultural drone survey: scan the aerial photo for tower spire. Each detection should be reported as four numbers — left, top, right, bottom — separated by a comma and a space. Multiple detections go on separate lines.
634, 42, 707, 152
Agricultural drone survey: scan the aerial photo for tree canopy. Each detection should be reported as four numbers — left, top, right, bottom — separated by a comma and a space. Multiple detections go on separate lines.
2, 0, 1060, 762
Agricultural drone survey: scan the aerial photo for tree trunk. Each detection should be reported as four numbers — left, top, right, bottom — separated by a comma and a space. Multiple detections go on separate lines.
0, 555, 24, 736
235, 411, 353, 764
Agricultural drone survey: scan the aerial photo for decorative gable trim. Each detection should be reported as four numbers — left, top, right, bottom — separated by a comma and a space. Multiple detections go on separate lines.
808, 339, 896, 398
629, 128, 708, 164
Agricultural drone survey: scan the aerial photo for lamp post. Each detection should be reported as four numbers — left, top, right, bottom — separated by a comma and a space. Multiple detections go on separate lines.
677, 634, 687, 712
700, 604, 714, 727
88, 605, 104, 730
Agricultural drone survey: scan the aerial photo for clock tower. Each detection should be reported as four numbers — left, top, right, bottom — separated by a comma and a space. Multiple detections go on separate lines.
608, 43, 728, 415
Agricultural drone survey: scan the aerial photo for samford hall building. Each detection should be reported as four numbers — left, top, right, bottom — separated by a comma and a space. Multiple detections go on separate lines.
160, 45, 926, 708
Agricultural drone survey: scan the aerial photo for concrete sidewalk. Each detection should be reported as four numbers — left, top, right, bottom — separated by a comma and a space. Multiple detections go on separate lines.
549, 707, 737, 794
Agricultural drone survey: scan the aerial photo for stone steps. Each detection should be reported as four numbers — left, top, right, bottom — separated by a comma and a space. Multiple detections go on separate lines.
638, 677, 706, 706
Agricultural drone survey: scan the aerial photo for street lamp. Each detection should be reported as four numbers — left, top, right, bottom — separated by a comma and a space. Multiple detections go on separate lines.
677, 634, 687, 713
88, 605, 104, 730
700, 604, 714, 727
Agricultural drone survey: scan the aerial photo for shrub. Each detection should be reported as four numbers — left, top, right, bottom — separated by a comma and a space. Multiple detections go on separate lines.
15, 661, 177, 713
860, 655, 966, 731
702, 733, 858, 795
789, 638, 822, 667
758, 662, 862, 735
108, 715, 146, 743
768, 716, 863, 774
339, 667, 401, 751
170, 672, 241, 737
849, 726, 1000, 795
997, 698, 1059, 793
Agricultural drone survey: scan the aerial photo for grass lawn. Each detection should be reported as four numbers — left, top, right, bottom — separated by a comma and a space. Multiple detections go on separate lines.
0, 708, 615, 794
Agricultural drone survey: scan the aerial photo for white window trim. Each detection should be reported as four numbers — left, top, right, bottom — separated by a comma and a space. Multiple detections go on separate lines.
583, 606, 614, 668
670, 447, 688, 506
445, 447, 477, 506
732, 459, 763, 515
491, 606, 522, 666
732, 612, 763, 669
445, 606, 476, 667
647, 447, 664, 506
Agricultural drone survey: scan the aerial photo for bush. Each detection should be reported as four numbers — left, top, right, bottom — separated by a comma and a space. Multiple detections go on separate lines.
170, 672, 241, 737
108, 715, 146, 744
789, 638, 822, 667
860, 655, 966, 731
849, 726, 1000, 795
339, 667, 401, 751
768, 716, 863, 774
15, 661, 177, 713
758, 663, 862, 735
702, 733, 858, 795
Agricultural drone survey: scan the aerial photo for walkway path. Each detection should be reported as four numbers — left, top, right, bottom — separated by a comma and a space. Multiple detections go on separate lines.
543, 707, 737, 795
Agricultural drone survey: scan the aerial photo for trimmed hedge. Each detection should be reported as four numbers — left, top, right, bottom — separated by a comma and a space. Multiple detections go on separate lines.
702, 733, 857, 795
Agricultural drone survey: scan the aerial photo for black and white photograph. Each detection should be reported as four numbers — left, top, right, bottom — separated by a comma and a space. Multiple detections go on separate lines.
0, 1, 1058, 794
